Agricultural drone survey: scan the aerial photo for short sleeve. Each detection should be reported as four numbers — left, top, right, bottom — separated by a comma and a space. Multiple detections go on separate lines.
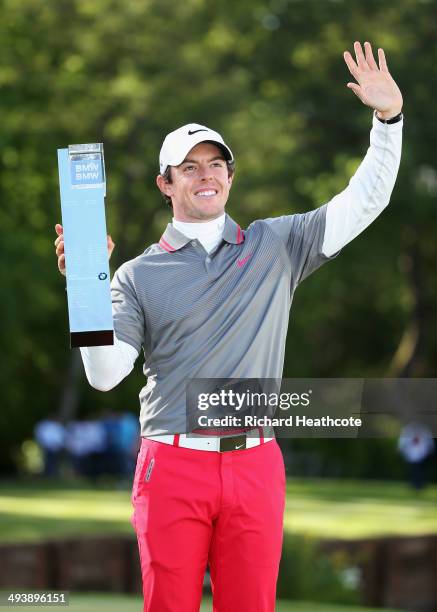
111, 263, 145, 353
263, 204, 334, 287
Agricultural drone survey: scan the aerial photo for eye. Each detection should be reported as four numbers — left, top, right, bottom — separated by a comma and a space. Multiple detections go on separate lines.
212, 161, 223, 167
184, 165, 196, 172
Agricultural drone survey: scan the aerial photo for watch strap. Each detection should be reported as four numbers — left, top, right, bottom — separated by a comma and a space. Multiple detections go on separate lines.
375, 111, 403, 124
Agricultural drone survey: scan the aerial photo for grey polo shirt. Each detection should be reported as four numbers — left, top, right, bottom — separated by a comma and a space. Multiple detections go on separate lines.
111, 208, 334, 436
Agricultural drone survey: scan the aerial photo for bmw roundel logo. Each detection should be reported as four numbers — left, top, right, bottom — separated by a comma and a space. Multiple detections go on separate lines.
98, 272, 107, 280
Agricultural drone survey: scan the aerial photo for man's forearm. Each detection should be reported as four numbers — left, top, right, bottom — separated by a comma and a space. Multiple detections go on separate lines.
322, 112, 403, 257
80, 334, 139, 391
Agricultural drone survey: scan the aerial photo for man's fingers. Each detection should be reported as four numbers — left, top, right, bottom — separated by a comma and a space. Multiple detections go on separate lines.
378, 48, 388, 72
364, 41, 378, 70
58, 254, 66, 276
56, 241, 64, 257
107, 235, 115, 258
347, 82, 363, 101
354, 41, 369, 70
55, 232, 113, 260
54, 224, 66, 275
55, 225, 113, 274
343, 51, 359, 79
344, 41, 380, 81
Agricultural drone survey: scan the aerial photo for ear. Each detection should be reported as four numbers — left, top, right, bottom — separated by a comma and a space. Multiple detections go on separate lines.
227, 172, 234, 188
156, 174, 173, 197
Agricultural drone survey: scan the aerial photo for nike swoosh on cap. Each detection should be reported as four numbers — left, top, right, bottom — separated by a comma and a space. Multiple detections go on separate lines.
188, 129, 208, 135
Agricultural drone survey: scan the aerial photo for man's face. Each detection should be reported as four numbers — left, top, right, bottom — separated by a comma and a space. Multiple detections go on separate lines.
156, 142, 233, 222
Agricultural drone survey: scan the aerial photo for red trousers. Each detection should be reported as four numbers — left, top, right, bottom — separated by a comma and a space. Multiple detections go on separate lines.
131, 437, 286, 612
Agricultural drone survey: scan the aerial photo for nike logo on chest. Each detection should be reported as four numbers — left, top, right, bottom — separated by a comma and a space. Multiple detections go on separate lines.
237, 254, 252, 268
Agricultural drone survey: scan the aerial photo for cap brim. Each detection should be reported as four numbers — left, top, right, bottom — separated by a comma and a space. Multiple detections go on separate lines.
204, 140, 233, 162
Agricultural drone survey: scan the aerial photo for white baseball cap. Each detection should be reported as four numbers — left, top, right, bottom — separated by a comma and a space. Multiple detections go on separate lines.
159, 123, 234, 175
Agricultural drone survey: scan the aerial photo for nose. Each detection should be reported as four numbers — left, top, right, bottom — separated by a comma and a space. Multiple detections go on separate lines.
198, 164, 213, 180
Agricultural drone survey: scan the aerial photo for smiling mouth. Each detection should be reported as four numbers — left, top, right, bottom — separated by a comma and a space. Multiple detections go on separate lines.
194, 189, 218, 197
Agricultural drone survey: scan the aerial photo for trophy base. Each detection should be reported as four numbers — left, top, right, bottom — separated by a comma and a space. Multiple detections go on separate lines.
70, 330, 114, 348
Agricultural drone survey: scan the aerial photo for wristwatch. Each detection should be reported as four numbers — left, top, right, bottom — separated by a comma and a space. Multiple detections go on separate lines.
375, 110, 403, 124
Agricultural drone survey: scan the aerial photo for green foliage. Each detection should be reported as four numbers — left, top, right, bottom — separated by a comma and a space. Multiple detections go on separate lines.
285, 438, 406, 480
1, 0, 437, 471
278, 533, 360, 605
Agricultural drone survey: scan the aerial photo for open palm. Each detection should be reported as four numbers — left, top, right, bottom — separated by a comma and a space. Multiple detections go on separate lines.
344, 41, 403, 119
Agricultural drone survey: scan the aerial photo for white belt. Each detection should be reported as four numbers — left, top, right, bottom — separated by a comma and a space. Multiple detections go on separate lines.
145, 431, 274, 452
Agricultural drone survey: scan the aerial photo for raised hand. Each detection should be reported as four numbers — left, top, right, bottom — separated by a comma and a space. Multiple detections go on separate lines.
344, 41, 403, 120
54, 224, 115, 276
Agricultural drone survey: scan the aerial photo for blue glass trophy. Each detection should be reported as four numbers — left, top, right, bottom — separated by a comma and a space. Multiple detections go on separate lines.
57, 143, 114, 347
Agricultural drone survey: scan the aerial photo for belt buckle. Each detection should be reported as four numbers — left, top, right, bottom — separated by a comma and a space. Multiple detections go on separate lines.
219, 434, 247, 452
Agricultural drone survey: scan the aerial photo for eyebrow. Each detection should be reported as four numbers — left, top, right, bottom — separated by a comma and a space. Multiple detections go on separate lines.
181, 156, 225, 165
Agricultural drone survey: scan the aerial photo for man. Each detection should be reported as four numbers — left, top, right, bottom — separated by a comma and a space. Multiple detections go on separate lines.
54, 41, 403, 611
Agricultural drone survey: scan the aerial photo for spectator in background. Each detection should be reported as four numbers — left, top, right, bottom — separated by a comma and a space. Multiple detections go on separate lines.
34, 416, 65, 477
62, 413, 139, 481
101, 411, 123, 477
118, 412, 141, 478
65, 418, 107, 480
101, 411, 141, 481
398, 422, 435, 490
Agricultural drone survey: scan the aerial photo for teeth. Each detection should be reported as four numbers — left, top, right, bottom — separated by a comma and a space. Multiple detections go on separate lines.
196, 190, 216, 196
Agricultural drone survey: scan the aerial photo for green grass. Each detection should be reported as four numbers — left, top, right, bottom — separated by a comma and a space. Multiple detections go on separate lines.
6, 593, 400, 611
0, 480, 134, 543
284, 478, 437, 539
0, 476, 437, 543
